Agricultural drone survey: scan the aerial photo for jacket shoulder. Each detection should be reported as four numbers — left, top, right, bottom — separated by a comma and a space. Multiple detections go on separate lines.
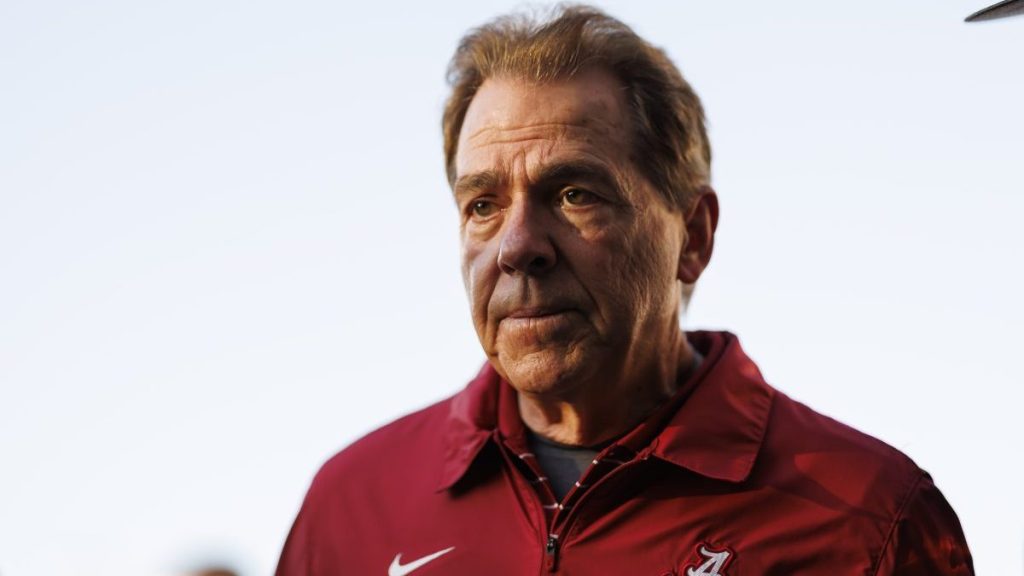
309, 395, 455, 496
759, 390, 925, 509
768, 389, 921, 471
763, 393, 973, 574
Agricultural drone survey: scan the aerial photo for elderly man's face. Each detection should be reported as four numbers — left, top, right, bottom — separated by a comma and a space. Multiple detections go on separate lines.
454, 68, 689, 396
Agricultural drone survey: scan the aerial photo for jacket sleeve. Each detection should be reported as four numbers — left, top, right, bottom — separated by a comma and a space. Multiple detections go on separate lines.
874, 473, 974, 575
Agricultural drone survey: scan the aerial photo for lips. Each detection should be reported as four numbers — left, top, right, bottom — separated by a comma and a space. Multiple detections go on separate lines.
495, 295, 582, 321
498, 308, 578, 345
505, 307, 571, 319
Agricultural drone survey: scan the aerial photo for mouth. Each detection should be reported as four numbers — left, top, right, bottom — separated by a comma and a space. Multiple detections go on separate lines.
505, 307, 571, 319
497, 307, 580, 344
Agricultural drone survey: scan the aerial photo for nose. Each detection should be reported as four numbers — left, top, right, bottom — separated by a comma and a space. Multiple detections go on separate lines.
497, 200, 557, 276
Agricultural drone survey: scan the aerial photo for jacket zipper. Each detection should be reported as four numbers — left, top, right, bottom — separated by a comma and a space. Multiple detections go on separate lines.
495, 433, 649, 574
543, 457, 647, 573
491, 435, 564, 574
545, 533, 560, 572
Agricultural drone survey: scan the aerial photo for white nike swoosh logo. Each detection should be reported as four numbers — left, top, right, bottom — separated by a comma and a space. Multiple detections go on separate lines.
388, 546, 455, 576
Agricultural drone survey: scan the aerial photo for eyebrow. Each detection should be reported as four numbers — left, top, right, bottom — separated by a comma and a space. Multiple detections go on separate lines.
532, 160, 623, 194
454, 160, 625, 201
454, 170, 503, 201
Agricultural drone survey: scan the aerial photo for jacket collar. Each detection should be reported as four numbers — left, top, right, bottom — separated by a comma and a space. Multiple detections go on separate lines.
437, 331, 775, 491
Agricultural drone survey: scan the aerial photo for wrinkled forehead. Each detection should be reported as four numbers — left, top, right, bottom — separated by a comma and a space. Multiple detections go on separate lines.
454, 70, 633, 181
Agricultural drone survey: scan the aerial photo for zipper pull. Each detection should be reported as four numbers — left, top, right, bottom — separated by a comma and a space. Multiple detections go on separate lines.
545, 534, 560, 572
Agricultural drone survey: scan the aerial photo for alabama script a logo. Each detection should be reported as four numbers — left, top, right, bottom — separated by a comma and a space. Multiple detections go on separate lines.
684, 543, 733, 576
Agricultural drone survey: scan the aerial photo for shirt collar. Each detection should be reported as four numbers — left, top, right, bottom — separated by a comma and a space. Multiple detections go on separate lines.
437, 331, 774, 491
642, 331, 775, 482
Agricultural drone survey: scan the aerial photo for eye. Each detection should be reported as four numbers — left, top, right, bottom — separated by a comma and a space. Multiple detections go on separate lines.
470, 199, 499, 218
561, 187, 599, 207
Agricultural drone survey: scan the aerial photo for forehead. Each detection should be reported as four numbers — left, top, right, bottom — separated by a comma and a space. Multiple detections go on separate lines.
455, 68, 632, 180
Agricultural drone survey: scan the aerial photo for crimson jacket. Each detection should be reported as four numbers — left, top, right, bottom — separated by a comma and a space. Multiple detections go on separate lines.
277, 331, 973, 575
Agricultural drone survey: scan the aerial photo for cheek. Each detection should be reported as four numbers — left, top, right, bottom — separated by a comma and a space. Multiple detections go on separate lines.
461, 241, 499, 339
586, 216, 677, 319
626, 222, 681, 315
585, 217, 640, 276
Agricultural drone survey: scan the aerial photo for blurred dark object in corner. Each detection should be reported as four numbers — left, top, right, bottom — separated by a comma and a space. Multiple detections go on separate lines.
966, 0, 1024, 21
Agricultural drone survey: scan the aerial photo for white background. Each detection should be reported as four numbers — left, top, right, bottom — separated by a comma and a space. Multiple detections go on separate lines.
1, 1, 1021, 574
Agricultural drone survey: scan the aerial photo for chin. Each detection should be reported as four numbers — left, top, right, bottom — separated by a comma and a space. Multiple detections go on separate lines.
495, 347, 595, 397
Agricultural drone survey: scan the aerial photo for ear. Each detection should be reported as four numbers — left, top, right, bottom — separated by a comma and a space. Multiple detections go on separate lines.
677, 186, 719, 284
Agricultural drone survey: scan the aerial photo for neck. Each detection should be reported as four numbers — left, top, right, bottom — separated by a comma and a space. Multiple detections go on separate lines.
518, 330, 697, 447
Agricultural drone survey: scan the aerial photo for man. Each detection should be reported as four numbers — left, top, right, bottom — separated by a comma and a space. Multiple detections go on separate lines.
277, 6, 973, 575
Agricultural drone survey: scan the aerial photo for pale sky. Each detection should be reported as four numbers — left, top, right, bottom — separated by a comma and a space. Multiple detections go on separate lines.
1, 1, 1022, 575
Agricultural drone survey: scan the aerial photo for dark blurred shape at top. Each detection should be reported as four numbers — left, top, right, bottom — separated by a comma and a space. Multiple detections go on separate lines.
966, 0, 1024, 21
